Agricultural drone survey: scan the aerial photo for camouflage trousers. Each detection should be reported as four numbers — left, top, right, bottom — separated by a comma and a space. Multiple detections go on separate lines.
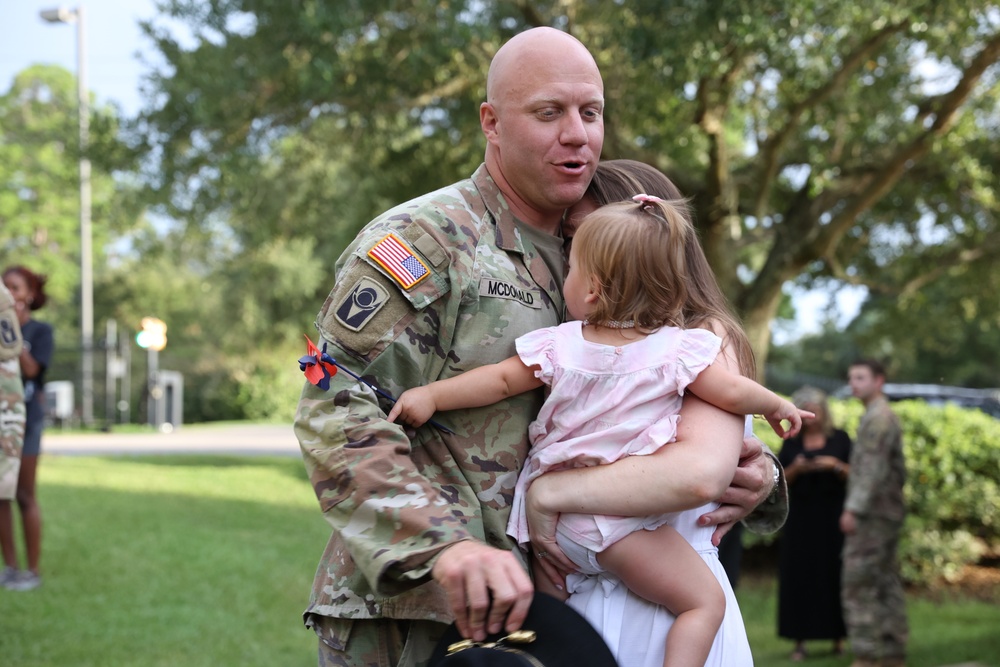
842, 516, 908, 661
310, 614, 448, 667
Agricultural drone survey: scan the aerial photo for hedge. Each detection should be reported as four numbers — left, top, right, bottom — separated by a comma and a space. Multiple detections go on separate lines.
752, 398, 1000, 586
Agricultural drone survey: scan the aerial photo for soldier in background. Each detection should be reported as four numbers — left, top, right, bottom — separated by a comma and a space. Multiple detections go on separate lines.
840, 359, 908, 667
0, 282, 26, 586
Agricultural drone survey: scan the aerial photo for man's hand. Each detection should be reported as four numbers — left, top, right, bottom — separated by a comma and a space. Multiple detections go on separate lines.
697, 437, 776, 545
839, 510, 857, 535
431, 541, 534, 641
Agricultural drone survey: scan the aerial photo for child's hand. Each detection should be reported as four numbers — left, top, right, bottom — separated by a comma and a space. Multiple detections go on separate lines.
764, 400, 814, 439
386, 388, 438, 427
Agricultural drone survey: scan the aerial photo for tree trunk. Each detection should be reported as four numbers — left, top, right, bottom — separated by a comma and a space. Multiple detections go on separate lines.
739, 282, 784, 381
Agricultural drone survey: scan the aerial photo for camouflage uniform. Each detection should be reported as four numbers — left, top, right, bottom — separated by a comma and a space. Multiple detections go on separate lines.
294, 164, 789, 667
842, 395, 908, 663
0, 284, 25, 501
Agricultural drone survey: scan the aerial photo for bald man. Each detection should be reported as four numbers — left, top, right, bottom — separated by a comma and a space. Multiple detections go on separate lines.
295, 27, 782, 667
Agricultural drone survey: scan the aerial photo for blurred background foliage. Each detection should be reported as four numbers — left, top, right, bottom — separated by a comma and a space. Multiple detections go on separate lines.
2, 0, 999, 423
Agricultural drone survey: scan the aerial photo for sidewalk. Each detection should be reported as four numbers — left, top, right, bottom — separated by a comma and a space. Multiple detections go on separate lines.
41, 422, 300, 457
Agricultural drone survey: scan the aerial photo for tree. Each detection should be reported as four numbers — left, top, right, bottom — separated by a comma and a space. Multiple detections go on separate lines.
0, 64, 138, 343
135, 1, 1000, 376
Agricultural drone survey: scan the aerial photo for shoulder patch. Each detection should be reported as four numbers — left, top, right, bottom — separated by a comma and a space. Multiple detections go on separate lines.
367, 233, 430, 289
317, 264, 416, 357
0, 304, 22, 362
334, 277, 390, 332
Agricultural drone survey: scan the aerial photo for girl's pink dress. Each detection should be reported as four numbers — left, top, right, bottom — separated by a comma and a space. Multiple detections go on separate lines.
507, 320, 754, 666
506, 320, 721, 551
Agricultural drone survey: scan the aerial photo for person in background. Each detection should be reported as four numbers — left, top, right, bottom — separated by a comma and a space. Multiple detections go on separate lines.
0, 282, 26, 587
0, 266, 54, 591
841, 360, 908, 667
777, 386, 851, 660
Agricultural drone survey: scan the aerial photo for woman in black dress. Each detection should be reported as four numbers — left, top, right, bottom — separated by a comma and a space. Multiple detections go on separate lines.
777, 386, 852, 660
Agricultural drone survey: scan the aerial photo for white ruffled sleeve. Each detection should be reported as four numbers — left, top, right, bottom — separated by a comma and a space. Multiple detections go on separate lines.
675, 328, 723, 394
514, 325, 558, 386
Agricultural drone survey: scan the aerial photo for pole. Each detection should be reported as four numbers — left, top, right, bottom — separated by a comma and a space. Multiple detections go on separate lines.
104, 318, 117, 429
147, 347, 162, 429
119, 327, 131, 425
77, 5, 94, 427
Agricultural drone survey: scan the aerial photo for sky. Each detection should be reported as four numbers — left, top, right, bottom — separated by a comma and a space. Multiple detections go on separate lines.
0, 0, 165, 116
0, 0, 863, 342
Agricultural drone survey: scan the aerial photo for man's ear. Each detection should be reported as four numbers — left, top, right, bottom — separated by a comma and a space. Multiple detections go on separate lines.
480, 102, 499, 143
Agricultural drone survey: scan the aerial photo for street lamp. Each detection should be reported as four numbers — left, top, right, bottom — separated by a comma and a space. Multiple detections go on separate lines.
40, 5, 94, 427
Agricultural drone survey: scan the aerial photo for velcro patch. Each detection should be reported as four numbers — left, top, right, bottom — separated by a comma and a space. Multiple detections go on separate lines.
367, 234, 430, 290
0, 310, 22, 361
479, 277, 542, 309
335, 277, 391, 332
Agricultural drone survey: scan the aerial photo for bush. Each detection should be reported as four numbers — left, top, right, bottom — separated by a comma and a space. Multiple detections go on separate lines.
752, 399, 1000, 586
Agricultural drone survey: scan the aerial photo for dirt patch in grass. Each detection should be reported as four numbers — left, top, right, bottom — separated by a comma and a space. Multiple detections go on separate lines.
921, 564, 1000, 603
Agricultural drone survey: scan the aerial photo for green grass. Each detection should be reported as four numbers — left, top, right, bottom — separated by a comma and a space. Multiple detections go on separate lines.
0, 455, 331, 666
737, 574, 1000, 666
3, 455, 998, 666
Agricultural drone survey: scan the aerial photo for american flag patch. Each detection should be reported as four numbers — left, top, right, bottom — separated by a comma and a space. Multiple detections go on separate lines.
367, 233, 430, 289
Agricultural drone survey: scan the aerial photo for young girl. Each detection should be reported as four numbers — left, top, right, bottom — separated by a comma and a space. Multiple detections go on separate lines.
388, 196, 809, 667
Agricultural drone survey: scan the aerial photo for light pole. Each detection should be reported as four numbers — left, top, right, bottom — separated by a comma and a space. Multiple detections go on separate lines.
40, 5, 94, 427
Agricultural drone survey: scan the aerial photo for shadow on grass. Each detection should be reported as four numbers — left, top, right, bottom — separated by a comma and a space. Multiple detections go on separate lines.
85, 453, 311, 481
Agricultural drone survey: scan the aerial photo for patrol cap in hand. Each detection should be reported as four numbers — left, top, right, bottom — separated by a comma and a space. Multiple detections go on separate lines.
428, 592, 619, 667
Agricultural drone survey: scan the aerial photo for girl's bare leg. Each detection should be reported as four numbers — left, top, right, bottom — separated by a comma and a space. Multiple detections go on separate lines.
597, 525, 725, 667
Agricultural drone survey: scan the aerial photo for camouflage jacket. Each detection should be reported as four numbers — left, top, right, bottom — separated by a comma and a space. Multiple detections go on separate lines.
845, 395, 906, 521
0, 284, 25, 500
295, 165, 564, 622
294, 164, 789, 624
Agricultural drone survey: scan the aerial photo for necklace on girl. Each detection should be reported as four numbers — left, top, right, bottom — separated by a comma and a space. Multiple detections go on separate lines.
583, 319, 636, 329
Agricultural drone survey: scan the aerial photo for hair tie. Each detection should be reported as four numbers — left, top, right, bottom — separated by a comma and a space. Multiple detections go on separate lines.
632, 194, 665, 205
633, 193, 666, 213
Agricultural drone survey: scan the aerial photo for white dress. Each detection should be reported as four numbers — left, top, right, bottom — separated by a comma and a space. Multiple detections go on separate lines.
564, 419, 756, 667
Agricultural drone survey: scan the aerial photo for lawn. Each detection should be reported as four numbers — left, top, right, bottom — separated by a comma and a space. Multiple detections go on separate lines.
2, 454, 998, 666
0, 455, 330, 666
736, 573, 1000, 666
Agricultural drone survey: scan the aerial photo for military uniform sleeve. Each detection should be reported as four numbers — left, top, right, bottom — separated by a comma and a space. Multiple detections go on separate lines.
295, 215, 480, 597
0, 286, 25, 501
844, 409, 893, 516
743, 449, 788, 534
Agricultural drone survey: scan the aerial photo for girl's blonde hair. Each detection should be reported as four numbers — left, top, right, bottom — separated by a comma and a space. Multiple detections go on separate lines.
580, 160, 757, 379
573, 198, 694, 332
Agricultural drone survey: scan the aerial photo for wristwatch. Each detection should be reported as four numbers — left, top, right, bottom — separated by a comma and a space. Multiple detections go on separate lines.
766, 459, 781, 504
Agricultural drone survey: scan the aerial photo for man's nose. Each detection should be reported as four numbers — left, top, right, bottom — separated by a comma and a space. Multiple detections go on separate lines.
560, 112, 590, 145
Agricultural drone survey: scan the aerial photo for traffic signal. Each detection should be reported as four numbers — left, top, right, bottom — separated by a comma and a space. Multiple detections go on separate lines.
136, 317, 167, 351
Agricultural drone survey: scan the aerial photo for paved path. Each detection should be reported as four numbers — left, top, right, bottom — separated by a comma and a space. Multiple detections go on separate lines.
41, 423, 300, 457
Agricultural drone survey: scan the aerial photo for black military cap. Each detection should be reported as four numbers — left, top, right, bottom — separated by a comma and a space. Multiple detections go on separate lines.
428, 592, 619, 666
